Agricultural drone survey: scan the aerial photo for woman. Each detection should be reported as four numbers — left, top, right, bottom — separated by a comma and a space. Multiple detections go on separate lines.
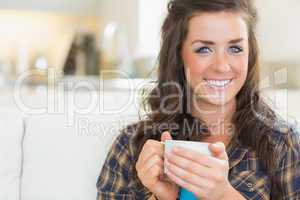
97, 0, 300, 199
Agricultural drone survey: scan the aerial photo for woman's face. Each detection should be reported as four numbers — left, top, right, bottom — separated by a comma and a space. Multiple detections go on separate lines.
182, 11, 249, 106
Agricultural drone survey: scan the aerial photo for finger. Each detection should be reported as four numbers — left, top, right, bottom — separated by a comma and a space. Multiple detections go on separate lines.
165, 159, 210, 189
208, 142, 228, 161
141, 164, 164, 187
161, 131, 172, 142
146, 164, 164, 182
165, 152, 212, 179
138, 140, 164, 168
139, 154, 164, 178
152, 165, 164, 177
171, 146, 224, 168
166, 170, 205, 199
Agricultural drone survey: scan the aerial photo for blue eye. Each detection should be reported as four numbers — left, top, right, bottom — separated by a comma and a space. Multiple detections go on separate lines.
229, 46, 243, 54
195, 47, 212, 54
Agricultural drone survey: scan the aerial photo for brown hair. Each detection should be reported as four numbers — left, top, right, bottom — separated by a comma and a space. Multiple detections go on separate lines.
127, 0, 289, 198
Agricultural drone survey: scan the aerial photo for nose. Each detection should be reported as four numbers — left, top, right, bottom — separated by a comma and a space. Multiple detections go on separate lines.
213, 52, 231, 73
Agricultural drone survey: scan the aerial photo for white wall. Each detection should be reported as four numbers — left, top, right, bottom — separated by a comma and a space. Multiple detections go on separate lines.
256, 0, 300, 62
136, 0, 168, 58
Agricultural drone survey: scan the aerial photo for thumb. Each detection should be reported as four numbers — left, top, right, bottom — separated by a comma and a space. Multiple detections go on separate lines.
209, 142, 228, 161
161, 131, 172, 142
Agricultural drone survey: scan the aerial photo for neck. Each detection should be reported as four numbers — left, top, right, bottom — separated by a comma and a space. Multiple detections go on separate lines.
190, 96, 236, 145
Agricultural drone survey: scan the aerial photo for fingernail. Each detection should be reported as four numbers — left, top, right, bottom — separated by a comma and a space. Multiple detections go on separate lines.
212, 143, 220, 148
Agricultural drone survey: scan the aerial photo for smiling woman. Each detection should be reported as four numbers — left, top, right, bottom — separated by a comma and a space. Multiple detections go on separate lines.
96, 0, 300, 200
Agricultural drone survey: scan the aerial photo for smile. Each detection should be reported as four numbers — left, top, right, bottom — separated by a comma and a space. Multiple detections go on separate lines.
204, 79, 233, 88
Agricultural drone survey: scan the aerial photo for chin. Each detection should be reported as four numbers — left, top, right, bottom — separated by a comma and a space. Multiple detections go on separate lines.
203, 98, 230, 106
195, 93, 236, 107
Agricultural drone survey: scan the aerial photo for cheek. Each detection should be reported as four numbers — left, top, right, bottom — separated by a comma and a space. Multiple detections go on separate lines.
183, 55, 209, 79
240, 59, 248, 81
230, 56, 248, 79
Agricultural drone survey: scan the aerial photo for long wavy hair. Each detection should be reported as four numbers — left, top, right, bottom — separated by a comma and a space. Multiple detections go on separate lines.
126, 0, 290, 198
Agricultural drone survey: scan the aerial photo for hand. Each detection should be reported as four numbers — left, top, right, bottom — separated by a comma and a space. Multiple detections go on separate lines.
165, 142, 232, 200
136, 131, 179, 200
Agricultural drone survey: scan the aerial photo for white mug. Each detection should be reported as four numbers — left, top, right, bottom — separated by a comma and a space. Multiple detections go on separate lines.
164, 140, 212, 173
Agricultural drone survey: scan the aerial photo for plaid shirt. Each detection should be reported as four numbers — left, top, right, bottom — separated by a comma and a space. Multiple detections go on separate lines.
96, 125, 300, 200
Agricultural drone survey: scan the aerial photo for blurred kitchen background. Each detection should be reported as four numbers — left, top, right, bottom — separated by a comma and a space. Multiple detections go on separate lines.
0, 0, 168, 83
0, 0, 299, 124
0, 0, 299, 84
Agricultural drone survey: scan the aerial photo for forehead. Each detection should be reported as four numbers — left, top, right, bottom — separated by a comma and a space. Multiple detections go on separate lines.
186, 11, 249, 42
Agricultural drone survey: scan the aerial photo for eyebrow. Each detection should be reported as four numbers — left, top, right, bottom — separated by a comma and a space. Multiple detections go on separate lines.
191, 38, 244, 45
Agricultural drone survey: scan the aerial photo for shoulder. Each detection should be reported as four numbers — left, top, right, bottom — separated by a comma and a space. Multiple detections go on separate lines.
270, 120, 300, 150
113, 126, 135, 147
109, 122, 142, 159
111, 123, 138, 151
97, 122, 153, 198
267, 121, 300, 198
269, 120, 300, 165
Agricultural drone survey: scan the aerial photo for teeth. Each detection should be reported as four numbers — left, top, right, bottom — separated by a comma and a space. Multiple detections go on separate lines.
205, 79, 231, 87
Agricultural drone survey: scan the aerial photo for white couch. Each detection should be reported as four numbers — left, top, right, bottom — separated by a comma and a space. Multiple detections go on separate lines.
0, 87, 142, 200
0, 86, 299, 200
